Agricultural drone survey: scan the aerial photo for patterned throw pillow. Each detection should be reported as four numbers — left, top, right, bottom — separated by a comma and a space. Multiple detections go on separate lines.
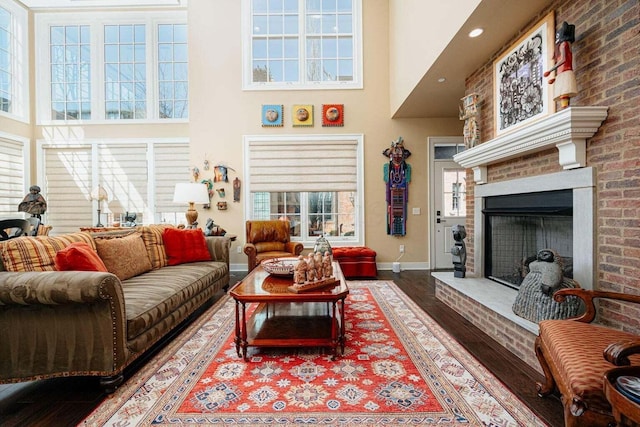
138, 224, 174, 270
54, 241, 108, 272
94, 232, 152, 281
1, 232, 95, 272
162, 228, 211, 266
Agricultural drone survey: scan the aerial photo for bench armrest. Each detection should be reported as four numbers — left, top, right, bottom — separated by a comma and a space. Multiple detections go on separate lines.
553, 288, 640, 323
604, 339, 640, 365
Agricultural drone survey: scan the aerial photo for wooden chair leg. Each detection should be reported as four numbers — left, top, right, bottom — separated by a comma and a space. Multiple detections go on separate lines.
534, 335, 557, 396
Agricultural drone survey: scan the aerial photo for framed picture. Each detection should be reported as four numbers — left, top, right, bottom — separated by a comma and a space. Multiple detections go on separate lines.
292, 104, 313, 127
261, 104, 283, 127
494, 11, 555, 135
322, 104, 344, 127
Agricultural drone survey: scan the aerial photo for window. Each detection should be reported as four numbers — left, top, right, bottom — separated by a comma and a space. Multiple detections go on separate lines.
38, 139, 190, 234
158, 24, 188, 119
245, 134, 364, 247
50, 25, 91, 120
36, 10, 187, 123
0, 0, 28, 121
104, 24, 146, 119
0, 132, 28, 217
243, 0, 362, 90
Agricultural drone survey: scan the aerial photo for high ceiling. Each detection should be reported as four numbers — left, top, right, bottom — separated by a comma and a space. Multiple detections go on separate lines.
393, 0, 555, 118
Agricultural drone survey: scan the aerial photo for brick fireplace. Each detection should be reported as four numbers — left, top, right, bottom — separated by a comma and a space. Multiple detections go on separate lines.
432, 106, 607, 371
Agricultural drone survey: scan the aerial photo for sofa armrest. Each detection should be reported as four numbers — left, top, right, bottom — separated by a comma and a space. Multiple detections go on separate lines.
554, 288, 640, 323
285, 241, 304, 256
604, 339, 640, 366
0, 271, 122, 306
206, 236, 230, 265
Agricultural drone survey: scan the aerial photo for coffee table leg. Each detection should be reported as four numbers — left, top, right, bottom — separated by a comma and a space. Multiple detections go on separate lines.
234, 300, 241, 357
240, 302, 248, 361
339, 297, 346, 354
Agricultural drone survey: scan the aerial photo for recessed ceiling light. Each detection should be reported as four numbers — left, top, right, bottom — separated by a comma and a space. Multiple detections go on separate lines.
469, 28, 484, 38
437, 77, 446, 83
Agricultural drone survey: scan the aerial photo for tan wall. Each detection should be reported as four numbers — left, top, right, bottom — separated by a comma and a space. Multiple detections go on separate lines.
188, 0, 462, 268
388, 0, 480, 115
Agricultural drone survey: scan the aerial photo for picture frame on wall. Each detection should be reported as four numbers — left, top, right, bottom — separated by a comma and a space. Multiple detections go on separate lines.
322, 104, 344, 127
261, 104, 283, 127
292, 104, 313, 127
493, 11, 555, 135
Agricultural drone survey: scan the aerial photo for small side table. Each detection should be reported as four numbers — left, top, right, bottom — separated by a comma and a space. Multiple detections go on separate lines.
604, 366, 640, 427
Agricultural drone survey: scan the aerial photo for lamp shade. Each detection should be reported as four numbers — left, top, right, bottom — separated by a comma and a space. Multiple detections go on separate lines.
173, 183, 210, 204
90, 185, 109, 202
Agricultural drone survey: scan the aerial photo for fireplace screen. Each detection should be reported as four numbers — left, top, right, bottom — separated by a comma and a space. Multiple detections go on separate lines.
484, 190, 573, 289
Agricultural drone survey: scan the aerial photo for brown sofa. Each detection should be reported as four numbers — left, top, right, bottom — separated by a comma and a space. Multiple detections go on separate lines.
535, 288, 640, 426
0, 227, 230, 392
243, 220, 304, 270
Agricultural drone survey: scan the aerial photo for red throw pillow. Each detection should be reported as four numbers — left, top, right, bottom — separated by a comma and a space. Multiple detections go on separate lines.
55, 241, 108, 272
162, 228, 211, 266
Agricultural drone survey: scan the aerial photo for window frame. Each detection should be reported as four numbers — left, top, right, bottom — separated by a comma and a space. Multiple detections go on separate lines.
243, 133, 365, 248
35, 10, 187, 124
0, 0, 29, 122
241, 0, 363, 91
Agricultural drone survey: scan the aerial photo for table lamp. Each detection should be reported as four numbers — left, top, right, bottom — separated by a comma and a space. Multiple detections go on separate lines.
173, 182, 210, 227
90, 185, 109, 227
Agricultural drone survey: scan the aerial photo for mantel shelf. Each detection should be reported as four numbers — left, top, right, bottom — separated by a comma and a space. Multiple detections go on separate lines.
453, 106, 609, 184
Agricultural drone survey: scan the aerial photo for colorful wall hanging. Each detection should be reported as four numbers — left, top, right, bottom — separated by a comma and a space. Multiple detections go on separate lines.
382, 136, 412, 236
261, 104, 283, 127
322, 104, 344, 127
292, 104, 313, 127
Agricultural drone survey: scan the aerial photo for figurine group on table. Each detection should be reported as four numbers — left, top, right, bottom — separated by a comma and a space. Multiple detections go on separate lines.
289, 251, 336, 293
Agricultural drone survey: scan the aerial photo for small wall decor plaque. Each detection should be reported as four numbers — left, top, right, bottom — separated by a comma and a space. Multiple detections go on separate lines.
322, 104, 344, 127
261, 104, 283, 127
292, 104, 313, 127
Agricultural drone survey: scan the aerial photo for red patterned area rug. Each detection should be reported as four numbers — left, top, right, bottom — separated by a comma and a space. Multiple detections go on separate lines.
80, 281, 546, 426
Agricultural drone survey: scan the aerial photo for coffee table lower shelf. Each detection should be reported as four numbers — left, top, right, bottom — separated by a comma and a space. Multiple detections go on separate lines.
234, 302, 345, 360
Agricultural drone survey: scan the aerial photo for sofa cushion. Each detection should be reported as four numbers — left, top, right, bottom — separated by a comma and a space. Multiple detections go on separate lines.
121, 261, 228, 342
163, 228, 211, 266
138, 224, 174, 270
0, 232, 95, 272
94, 232, 153, 281
54, 241, 108, 272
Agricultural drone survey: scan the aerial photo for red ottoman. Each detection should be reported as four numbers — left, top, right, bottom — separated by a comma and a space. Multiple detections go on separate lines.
332, 247, 377, 278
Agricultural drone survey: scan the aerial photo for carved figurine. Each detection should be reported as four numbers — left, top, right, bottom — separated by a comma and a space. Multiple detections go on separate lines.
294, 255, 307, 284
314, 251, 323, 278
323, 251, 332, 278
459, 93, 480, 148
233, 177, 241, 202
306, 253, 316, 282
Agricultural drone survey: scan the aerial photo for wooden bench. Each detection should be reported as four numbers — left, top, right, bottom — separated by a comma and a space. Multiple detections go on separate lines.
332, 246, 377, 278
535, 288, 640, 426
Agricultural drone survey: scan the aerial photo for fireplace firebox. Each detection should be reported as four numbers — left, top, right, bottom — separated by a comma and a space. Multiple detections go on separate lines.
484, 189, 573, 289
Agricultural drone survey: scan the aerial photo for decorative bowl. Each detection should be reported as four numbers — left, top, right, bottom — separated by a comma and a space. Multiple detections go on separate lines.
261, 257, 298, 277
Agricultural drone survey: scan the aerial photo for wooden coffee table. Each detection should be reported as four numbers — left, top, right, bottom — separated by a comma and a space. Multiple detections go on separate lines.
229, 261, 349, 360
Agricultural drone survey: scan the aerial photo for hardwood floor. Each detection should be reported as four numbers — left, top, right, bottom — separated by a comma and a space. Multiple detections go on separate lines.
0, 270, 564, 426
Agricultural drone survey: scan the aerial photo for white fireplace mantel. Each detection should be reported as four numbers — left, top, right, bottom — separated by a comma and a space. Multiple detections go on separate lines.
453, 106, 608, 184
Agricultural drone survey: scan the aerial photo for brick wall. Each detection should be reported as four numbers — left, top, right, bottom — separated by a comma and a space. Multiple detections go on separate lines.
463, 0, 640, 332
434, 279, 541, 373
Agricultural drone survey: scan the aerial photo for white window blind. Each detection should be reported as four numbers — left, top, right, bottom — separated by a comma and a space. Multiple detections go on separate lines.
247, 137, 358, 192
43, 146, 92, 234
99, 143, 148, 222
154, 142, 190, 214
0, 137, 26, 216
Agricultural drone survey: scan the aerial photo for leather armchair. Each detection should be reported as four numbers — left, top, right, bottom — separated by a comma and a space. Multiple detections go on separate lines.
244, 220, 304, 271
